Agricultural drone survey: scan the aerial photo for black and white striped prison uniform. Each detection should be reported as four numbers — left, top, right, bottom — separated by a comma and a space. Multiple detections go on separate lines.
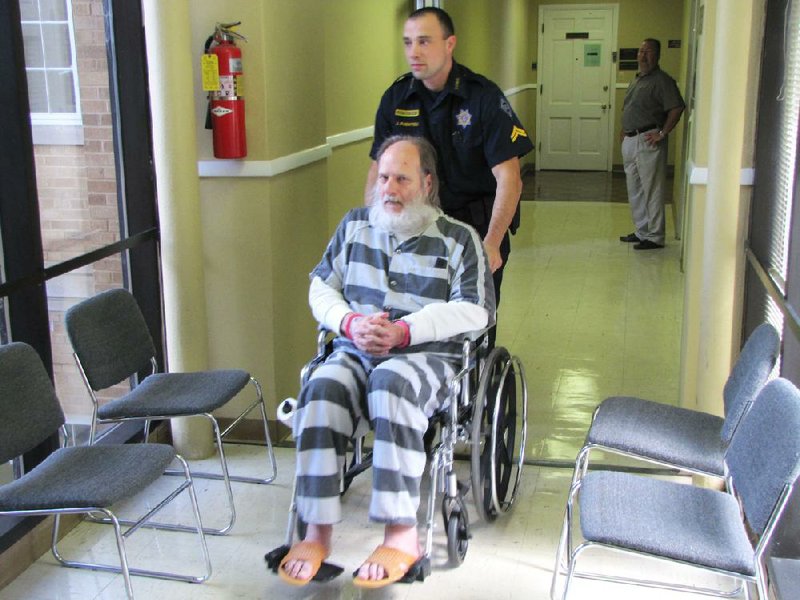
294, 207, 495, 526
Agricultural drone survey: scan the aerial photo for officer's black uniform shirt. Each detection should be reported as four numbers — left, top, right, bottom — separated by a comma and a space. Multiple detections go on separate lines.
370, 62, 533, 216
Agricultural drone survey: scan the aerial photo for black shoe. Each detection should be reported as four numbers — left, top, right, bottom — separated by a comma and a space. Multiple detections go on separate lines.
634, 240, 665, 250
619, 233, 640, 243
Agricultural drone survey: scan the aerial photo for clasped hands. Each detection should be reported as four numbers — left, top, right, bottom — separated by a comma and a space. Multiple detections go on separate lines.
347, 313, 407, 356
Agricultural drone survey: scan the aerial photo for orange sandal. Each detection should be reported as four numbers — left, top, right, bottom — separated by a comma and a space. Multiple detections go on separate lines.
353, 545, 420, 589
278, 540, 328, 586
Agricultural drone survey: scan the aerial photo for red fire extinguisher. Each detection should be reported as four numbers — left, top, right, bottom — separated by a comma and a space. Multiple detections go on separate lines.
203, 22, 247, 159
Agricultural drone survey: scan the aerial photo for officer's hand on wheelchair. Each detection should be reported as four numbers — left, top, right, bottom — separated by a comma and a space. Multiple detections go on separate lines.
483, 242, 503, 273
350, 313, 407, 356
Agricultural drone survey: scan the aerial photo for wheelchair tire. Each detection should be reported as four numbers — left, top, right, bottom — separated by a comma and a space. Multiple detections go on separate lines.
446, 509, 469, 566
471, 346, 525, 522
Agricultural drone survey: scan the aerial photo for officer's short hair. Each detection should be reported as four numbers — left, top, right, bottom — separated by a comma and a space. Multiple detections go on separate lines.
376, 135, 440, 209
408, 7, 455, 38
643, 38, 661, 59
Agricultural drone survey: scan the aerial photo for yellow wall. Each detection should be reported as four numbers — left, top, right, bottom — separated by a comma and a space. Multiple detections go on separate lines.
678, 0, 765, 413
188, 1, 332, 419
162, 0, 751, 429
323, 0, 407, 229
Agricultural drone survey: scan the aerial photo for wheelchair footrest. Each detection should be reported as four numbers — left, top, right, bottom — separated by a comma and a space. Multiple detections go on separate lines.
398, 555, 431, 583
264, 544, 345, 582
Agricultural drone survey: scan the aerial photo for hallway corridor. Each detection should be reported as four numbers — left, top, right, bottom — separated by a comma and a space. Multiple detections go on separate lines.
1, 183, 703, 599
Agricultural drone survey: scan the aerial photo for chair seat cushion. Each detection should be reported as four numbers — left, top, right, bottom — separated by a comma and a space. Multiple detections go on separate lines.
587, 396, 725, 476
580, 470, 755, 576
0, 444, 175, 510
98, 369, 251, 420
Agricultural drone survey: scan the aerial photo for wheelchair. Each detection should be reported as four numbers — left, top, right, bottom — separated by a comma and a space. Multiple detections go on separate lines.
266, 327, 528, 582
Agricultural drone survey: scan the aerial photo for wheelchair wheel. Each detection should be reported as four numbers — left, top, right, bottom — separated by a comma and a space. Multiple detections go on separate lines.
442, 495, 469, 566
470, 347, 527, 522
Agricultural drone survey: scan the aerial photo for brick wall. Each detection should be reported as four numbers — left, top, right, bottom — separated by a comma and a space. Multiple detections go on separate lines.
35, 0, 128, 419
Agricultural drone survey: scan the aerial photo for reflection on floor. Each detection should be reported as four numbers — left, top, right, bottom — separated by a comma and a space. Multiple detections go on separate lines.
2, 194, 698, 598
502, 198, 683, 465
522, 170, 673, 204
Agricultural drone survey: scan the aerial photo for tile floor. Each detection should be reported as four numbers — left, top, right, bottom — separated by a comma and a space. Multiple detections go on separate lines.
3, 178, 723, 599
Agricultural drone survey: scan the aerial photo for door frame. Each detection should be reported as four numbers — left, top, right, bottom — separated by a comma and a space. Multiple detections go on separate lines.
535, 2, 619, 171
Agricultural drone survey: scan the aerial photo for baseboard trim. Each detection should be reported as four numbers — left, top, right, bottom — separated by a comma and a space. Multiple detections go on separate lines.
0, 515, 81, 592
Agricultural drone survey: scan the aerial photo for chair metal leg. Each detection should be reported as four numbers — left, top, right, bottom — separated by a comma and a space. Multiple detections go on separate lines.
570, 445, 591, 489
549, 501, 572, 599
179, 378, 277, 486
550, 479, 581, 600
50, 459, 211, 598
161, 414, 236, 535
565, 541, 748, 599
91, 428, 236, 536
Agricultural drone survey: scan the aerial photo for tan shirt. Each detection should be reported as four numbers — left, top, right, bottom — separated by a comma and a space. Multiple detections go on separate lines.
621, 67, 685, 131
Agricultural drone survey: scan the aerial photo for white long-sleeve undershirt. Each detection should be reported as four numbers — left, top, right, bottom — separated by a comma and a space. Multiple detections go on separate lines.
308, 276, 489, 344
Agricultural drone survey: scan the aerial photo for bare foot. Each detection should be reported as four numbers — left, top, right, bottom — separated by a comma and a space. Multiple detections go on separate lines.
282, 524, 332, 582
355, 524, 420, 582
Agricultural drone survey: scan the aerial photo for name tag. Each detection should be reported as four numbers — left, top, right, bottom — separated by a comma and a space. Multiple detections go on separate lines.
395, 108, 420, 118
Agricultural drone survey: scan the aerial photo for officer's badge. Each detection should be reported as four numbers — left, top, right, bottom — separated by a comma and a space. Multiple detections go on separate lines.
500, 97, 513, 118
456, 108, 472, 129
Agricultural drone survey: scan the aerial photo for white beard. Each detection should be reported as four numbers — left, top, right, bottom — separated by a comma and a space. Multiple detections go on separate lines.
368, 189, 439, 237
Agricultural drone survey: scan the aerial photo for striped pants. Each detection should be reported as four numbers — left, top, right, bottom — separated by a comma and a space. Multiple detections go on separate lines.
294, 349, 457, 526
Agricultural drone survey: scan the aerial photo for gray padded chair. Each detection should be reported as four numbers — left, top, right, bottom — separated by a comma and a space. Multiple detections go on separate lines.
571, 322, 780, 485
64, 288, 277, 535
551, 377, 800, 600
0, 342, 211, 600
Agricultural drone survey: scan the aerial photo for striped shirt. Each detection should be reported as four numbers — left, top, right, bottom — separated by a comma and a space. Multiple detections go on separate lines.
311, 207, 496, 358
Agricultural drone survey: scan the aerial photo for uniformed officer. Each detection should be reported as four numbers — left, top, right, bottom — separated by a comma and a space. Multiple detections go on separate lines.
365, 7, 533, 317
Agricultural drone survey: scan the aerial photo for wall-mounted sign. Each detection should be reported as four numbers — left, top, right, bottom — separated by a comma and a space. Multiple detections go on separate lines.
584, 44, 601, 67
566, 32, 589, 39
668, 39, 681, 48
619, 48, 638, 60
619, 61, 638, 71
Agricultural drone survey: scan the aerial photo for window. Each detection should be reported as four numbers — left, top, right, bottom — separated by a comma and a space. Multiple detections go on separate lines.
21, 0, 82, 145
745, 0, 800, 365
0, 0, 162, 549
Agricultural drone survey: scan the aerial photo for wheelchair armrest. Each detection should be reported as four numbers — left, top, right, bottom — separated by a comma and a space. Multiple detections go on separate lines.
316, 325, 336, 355
300, 326, 337, 387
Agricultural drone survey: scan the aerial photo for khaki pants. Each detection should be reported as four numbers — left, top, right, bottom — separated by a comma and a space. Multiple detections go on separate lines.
622, 131, 667, 245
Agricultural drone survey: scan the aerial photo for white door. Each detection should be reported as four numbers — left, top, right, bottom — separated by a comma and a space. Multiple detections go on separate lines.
536, 5, 617, 171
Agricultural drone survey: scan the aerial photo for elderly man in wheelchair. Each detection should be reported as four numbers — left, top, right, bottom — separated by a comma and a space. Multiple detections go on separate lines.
268, 135, 526, 588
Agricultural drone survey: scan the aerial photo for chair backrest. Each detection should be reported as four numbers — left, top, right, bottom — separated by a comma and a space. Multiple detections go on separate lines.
0, 343, 65, 464
725, 378, 800, 536
721, 323, 781, 442
64, 288, 156, 391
